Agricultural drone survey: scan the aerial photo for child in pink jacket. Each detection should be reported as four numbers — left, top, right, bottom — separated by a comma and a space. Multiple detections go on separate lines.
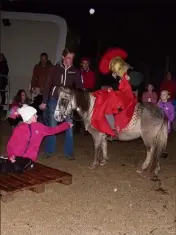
0, 106, 72, 174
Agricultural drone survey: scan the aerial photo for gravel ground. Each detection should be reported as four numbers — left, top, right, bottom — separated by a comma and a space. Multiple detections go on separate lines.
1, 123, 176, 235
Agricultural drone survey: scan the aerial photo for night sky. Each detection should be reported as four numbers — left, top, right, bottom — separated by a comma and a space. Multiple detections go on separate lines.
2, 0, 176, 84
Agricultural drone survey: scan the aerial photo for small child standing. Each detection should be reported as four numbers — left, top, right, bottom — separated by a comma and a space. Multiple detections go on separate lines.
158, 90, 175, 133
0, 106, 72, 174
30, 87, 43, 122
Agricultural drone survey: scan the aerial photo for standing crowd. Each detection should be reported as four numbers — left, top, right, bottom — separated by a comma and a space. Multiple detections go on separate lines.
0, 48, 176, 174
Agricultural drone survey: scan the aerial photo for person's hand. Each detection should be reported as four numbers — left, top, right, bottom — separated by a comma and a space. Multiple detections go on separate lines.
39, 103, 47, 110
68, 123, 74, 128
10, 156, 16, 163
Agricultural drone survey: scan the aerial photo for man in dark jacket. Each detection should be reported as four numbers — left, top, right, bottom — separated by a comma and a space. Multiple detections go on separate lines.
31, 53, 53, 125
31, 52, 53, 92
40, 48, 83, 159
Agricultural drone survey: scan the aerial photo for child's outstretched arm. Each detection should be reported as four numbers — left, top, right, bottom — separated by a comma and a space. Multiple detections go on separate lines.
43, 122, 72, 136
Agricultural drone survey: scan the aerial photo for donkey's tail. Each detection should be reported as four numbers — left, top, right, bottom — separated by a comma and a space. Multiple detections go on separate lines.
148, 116, 168, 174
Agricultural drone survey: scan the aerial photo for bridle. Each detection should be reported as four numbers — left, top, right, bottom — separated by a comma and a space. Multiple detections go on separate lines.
54, 87, 94, 122
54, 88, 73, 119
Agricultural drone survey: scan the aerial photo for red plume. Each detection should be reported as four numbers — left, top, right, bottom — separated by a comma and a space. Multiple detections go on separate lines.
99, 48, 128, 74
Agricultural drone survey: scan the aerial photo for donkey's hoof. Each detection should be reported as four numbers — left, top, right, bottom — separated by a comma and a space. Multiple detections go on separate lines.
136, 169, 148, 178
136, 169, 142, 174
100, 160, 108, 166
89, 162, 99, 170
150, 174, 160, 182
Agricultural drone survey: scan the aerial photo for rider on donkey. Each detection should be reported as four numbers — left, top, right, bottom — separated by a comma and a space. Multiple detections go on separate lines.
91, 49, 142, 140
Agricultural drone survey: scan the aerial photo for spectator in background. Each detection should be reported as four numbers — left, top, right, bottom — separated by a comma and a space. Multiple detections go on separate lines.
8, 89, 29, 127
78, 57, 97, 135
11, 89, 29, 108
40, 48, 83, 160
0, 53, 9, 105
31, 53, 53, 92
31, 53, 53, 125
31, 87, 43, 123
158, 90, 175, 133
80, 57, 96, 91
142, 84, 158, 104
160, 72, 176, 100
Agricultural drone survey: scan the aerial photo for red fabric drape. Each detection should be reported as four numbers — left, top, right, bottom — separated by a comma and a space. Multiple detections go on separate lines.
91, 76, 137, 136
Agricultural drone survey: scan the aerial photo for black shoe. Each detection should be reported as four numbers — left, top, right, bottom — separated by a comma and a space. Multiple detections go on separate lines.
65, 155, 75, 160
0, 156, 8, 164
43, 153, 53, 159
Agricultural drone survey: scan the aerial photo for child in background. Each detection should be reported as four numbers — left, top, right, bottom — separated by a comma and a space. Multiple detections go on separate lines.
158, 90, 175, 133
8, 89, 29, 127
0, 106, 72, 174
142, 84, 158, 104
30, 87, 43, 122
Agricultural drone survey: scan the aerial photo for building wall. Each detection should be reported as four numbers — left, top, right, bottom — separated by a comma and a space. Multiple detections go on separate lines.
1, 12, 67, 101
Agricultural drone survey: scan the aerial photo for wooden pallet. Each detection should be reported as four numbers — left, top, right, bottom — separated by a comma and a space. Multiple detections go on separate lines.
0, 163, 72, 202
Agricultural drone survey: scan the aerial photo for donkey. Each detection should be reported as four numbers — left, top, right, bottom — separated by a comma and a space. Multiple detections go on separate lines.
54, 87, 168, 177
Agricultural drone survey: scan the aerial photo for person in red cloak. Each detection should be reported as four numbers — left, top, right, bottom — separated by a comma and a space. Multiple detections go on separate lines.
91, 49, 138, 140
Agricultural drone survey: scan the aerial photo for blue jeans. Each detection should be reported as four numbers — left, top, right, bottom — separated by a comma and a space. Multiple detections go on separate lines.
45, 98, 74, 158
42, 108, 49, 126
37, 109, 48, 125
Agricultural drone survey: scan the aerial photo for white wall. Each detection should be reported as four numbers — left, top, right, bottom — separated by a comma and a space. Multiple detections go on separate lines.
1, 12, 67, 101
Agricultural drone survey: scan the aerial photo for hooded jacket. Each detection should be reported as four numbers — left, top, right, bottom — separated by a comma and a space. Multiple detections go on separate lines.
7, 122, 70, 162
43, 63, 83, 104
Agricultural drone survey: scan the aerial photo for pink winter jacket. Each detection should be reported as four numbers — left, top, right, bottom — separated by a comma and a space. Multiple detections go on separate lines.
7, 122, 70, 162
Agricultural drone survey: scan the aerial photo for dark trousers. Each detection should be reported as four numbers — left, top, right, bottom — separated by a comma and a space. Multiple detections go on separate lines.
73, 111, 82, 133
0, 76, 7, 105
0, 157, 34, 174
8, 117, 22, 127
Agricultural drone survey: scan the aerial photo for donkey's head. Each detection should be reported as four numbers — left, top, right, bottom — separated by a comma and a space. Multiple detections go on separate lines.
54, 87, 90, 122
54, 87, 73, 122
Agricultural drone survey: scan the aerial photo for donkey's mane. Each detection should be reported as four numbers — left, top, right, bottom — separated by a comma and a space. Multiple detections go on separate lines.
72, 89, 90, 112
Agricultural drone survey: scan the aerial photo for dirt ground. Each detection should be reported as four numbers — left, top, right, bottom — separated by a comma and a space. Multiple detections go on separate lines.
1, 122, 176, 235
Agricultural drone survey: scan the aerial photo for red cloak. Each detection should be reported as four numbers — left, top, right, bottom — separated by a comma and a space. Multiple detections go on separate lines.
91, 77, 137, 136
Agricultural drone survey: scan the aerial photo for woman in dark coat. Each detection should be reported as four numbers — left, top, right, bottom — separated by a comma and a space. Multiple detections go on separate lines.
0, 53, 9, 105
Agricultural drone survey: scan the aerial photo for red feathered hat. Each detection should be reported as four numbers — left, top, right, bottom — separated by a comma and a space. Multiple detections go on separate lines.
99, 48, 128, 74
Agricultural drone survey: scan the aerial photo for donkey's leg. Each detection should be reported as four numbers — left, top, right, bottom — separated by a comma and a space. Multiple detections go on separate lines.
89, 131, 103, 169
137, 147, 153, 174
100, 134, 108, 166
154, 161, 160, 176
137, 146, 161, 176
142, 147, 153, 171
